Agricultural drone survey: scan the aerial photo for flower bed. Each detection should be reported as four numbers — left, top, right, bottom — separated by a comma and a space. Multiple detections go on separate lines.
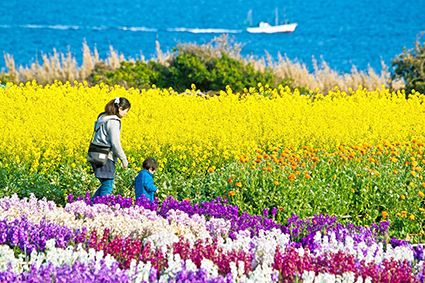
0, 193, 423, 282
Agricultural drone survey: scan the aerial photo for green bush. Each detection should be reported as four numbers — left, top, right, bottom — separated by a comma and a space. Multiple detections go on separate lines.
87, 61, 165, 89
392, 32, 425, 97
166, 51, 275, 92
87, 38, 309, 93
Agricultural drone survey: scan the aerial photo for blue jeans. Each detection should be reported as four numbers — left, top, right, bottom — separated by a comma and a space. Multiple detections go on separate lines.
91, 178, 114, 201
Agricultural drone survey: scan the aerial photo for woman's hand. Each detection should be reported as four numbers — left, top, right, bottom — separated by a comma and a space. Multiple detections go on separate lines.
122, 164, 128, 169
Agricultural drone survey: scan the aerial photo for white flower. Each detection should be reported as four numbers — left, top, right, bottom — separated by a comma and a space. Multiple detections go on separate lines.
302, 270, 315, 283
200, 258, 219, 278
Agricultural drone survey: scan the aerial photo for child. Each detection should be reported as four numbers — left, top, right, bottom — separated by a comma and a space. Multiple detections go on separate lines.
134, 157, 158, 202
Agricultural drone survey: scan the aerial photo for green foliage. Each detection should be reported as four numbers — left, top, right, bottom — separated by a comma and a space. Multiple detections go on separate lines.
87, 61, 165, 89
86, 61, 113, 86
0, 72, 16, 84
3, 145, 425, 241
392, 32, 425, 97
87, 37, 308, 93
166, 51, 275, 92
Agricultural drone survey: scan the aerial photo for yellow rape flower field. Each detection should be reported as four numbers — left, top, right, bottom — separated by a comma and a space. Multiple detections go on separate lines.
1, 81, 424, 174
2, 80, 425, 240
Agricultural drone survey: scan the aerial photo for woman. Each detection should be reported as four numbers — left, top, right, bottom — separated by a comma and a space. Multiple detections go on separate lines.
90, 97, 131, 201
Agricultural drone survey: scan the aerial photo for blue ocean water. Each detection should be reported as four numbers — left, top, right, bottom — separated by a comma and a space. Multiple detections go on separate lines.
1, 0, 424, 73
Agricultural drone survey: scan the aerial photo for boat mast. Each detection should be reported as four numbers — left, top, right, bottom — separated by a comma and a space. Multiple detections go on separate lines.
275, 8, 278, 26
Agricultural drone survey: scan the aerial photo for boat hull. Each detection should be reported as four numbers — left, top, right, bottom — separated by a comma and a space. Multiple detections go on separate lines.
247, 23, 297, 33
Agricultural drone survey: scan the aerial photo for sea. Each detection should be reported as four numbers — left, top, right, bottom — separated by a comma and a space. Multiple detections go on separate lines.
1, 0, 424, 74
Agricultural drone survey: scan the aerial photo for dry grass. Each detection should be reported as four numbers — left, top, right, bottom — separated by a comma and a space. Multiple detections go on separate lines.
2, 42, 126, 85
272, 54, 392, 92
1, 35, 404, 93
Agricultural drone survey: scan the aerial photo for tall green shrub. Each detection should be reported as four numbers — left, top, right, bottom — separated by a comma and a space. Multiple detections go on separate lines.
392, 32, 425, 97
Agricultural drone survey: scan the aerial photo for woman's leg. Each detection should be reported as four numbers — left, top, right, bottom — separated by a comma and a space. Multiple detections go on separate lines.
92, 178, 114, 201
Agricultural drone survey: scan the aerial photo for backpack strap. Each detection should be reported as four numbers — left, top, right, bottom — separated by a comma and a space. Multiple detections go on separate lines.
91, 117, 121, 141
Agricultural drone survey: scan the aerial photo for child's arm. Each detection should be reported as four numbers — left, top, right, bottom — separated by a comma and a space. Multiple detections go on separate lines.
145, 177, 158, 193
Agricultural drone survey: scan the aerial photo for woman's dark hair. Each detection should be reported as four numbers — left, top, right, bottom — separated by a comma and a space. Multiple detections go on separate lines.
101, 97, 131, 116
143, 157, 158, 171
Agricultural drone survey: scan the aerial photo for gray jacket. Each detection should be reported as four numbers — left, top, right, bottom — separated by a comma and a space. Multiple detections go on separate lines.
92, 114, 128, 167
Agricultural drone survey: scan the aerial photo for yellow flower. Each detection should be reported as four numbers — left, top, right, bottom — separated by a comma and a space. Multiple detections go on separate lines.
273, 181, 280, 185
419, 208, 425, 212
228, 190, 235, 196
410, 214, 416, 220
235, 182, 242, 188
419, 191, 425, 197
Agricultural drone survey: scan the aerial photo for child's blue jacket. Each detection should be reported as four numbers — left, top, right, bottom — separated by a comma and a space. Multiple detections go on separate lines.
134, 170, 157, 201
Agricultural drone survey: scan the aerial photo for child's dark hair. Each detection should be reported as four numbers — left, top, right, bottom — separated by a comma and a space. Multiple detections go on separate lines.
101, 97, 131, 116
143, 157, 158, 171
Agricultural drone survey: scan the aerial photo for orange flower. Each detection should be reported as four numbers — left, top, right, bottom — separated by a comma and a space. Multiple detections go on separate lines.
382, 211, 389, 219
333, 175, 337, 179
288, 173, 296, 181
351, 188, 355, 192
267, 167, 273, 172
279, 206, 283, 211
273, 181, 280, 185
393, 170, 398, 174
228, 190, 235, 196
420, 191, 425, 197
183, 198, 190, 201
305, 173, 311, 179
235, 182, 242, 188
208, 167, 215, 173
401, 195, 406, 199
228, 178, 233, 183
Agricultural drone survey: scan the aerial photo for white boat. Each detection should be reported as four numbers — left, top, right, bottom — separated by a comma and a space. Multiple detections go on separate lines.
246, 8, 297, 33
247, 22, 297, 33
